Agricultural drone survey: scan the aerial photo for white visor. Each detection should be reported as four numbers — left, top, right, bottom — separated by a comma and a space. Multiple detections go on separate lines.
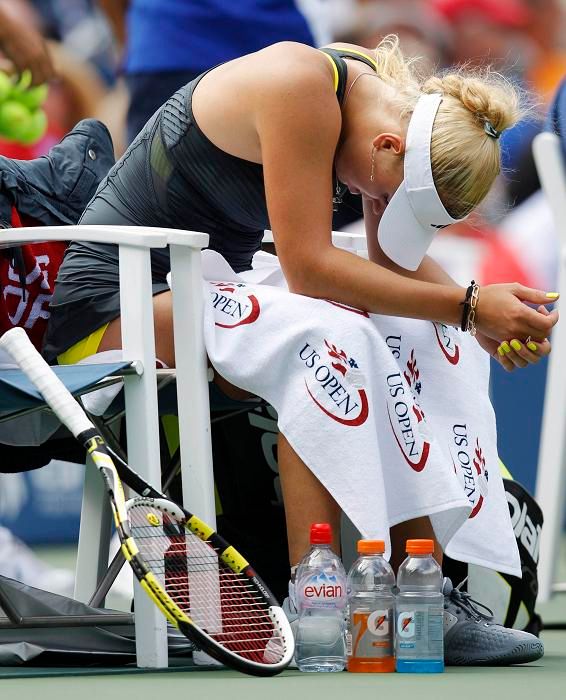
377, 93, 465, 271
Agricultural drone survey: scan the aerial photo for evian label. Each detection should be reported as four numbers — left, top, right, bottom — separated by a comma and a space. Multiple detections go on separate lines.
451, 425, 489, 519
209, 282, 260, 328
299, 339, 369, 426
297, 571, 347, 611
385, 350, 431, 472
433, 322, 460, 365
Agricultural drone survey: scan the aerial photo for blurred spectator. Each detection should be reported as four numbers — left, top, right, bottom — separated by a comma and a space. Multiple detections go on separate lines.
431, 0, 534, 76
338, 0, 453, 71
430, 0, 546, 214
0, 1, 114, 160
499, 191, 558, 291
524, 0, 566, 105
0, 0, 54, 85
30, 0, 118, 86
99, 0, 324, 144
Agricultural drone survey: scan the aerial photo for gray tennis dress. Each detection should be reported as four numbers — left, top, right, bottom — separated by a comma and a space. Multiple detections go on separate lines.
43, 49, 377, 362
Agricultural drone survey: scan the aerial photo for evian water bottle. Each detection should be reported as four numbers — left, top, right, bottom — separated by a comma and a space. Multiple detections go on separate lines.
295, 523, 347, 672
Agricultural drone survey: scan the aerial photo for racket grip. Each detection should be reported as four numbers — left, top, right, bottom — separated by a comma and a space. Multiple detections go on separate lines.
0, 327, 93, 438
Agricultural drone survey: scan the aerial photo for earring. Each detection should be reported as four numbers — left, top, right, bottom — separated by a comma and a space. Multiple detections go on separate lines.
370, 147, 376, 182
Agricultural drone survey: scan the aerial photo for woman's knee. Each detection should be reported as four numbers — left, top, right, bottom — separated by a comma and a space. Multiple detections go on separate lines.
98, 290, 176, 367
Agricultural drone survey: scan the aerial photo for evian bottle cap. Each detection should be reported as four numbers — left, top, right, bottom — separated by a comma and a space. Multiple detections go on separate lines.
310, 523, 332, 544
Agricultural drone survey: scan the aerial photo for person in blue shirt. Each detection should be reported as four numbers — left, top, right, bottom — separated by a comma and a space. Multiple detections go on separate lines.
101, 0, 318, 143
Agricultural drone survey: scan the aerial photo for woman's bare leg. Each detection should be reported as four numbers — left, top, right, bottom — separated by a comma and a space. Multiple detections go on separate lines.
98, 290, 251, 399
101, 293, 441, 574
278, 432, 341, 565
390, 516, 443, 572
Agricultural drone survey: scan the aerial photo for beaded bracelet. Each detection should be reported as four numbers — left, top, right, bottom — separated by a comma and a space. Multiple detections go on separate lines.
460, 280, 480, 336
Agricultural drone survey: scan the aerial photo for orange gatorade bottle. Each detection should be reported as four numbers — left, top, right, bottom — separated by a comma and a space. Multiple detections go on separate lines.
346, 540, 396, 672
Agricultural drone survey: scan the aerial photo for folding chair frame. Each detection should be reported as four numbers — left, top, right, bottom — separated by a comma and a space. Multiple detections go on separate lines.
532, 132, 566, 603
0, 225, 212, 667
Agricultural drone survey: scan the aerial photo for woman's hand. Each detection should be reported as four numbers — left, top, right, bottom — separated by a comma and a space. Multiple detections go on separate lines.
475, 283, 559, 343
476, 304, 553, 372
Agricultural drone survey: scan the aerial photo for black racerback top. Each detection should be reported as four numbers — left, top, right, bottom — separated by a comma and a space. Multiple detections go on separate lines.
45, 48, 378, 361
149, 47, 378, 269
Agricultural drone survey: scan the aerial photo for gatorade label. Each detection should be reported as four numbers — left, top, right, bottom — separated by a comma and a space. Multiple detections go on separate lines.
347, 606, 394, 660
396, 604, 443, 659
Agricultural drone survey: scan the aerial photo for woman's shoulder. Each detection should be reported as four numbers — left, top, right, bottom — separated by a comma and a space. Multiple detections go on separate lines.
247, 42, 339, 106
250, 41, 334, 82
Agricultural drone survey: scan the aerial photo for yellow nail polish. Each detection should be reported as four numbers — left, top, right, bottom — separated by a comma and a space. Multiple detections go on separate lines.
497, 346, 505, 357
501, 342, 511, 353
527, 342, 538, 352
546, 292, 560, 299
510, 340, 522, 352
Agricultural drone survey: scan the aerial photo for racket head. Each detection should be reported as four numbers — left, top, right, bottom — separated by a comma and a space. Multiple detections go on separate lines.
125, 496, 294, 675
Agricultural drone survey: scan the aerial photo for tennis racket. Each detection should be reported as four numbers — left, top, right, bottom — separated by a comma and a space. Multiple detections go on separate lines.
0, 327, 294, 676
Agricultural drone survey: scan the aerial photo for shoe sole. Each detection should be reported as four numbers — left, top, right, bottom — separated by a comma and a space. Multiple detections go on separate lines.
446, 640, 544, 666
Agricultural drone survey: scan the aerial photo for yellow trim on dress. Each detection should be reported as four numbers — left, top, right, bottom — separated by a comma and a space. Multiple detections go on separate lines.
57, 323, 109, 365
322, 51, 339, 92
498, 458, 513, 480
331, 47, 378, 70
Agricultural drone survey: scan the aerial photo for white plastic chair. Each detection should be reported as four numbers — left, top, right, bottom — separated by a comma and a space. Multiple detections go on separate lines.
0, 224, 365, 666
532, 132, 566, 602
0, 224, 212, 667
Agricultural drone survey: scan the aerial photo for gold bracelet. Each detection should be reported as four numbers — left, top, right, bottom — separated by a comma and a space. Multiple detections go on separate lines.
466, 283, 480, 336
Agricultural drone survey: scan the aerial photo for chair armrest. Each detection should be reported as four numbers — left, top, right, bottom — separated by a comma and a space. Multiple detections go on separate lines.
262, 229, 367, 251
164, 229, 209, 249
0, 225, 168, 249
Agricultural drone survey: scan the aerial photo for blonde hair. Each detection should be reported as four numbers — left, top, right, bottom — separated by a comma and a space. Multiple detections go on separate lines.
372, 35, 524, 218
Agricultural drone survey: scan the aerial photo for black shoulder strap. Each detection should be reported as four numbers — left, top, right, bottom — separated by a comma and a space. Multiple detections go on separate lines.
319, 47, 378, 105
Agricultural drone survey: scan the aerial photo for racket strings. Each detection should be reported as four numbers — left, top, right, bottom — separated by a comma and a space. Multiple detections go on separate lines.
128, 504, 287, 663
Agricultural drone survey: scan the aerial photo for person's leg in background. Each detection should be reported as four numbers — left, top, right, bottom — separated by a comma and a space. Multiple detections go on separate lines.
125, 70, 199, 144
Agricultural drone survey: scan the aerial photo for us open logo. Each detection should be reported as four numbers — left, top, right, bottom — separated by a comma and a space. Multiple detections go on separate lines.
385, 350, 431, 472
299, 339, 369, 427
432, 322, 460, 365
451, 425, 489, 519
209, 282, 260, 328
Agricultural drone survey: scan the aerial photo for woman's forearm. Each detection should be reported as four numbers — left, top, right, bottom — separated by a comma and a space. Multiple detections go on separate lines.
289, 245, 464, 325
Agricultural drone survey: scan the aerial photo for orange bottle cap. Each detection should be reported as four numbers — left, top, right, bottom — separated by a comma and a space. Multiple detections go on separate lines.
406, 539, 434, 555
357, 539, 385, 554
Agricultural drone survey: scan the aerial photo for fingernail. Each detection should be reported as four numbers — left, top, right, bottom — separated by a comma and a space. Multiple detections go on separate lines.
501, 342, 511, 354
546, 292, 560, 299
510, 340, 522, 352
527, 342, 538, 352
497, 346, 505, 357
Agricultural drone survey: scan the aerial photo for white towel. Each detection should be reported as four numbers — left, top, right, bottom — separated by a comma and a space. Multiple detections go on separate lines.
201, 251, 521, 577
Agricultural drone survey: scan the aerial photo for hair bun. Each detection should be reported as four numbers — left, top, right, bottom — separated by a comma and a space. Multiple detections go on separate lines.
422, 71, 522, 135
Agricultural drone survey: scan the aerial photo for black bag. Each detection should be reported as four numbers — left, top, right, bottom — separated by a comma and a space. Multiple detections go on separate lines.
444, 478, 543, 635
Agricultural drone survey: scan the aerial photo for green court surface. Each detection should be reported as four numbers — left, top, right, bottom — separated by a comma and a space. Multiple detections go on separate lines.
0, 631, 564, 700
3, 541, 563, 699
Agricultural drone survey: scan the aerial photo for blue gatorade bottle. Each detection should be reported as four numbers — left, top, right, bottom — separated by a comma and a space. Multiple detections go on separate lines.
395, 539, 444, 673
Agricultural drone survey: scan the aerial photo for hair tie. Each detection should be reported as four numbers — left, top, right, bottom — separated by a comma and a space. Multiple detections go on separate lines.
483, 120, 501, 139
